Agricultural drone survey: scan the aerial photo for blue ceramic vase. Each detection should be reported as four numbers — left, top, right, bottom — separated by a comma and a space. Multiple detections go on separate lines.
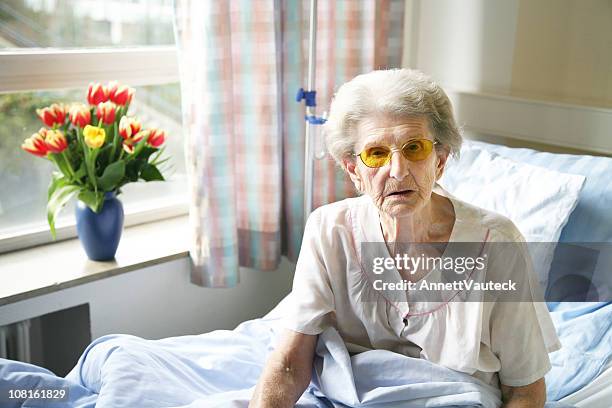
75, 192, 124, 261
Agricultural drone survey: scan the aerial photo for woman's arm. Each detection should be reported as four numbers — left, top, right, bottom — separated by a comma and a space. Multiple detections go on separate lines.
501, 378, 546, 408
249, 329, 317, 408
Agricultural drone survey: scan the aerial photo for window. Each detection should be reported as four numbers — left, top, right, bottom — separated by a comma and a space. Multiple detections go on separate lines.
0, 0, 186, 253
1, 0, 176, 48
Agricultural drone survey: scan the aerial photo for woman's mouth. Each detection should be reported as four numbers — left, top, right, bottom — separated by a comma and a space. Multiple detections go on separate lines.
386, 189, 415, 198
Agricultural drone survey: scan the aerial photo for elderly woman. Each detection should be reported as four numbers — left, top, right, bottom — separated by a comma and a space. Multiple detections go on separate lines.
250, 69, 559, 407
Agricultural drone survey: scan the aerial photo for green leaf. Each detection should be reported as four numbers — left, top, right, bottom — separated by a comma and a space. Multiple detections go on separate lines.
110, 122, 120, 162
49, 153, 71, 179
96, 144, 113, 172
97, 160, 126, 191
151, 156, 170, 168
126, 160, 144, 182
79, 129, 98, 191
77, 190, 104, 212
140, 163, 164, 181
132, 132, 151, 157
88, 148, 100, 191
150, 146, 167, 165
74, 162, 87, 180
47, 172, 67, 201
135, 146, 157, 162
47, 184, 80, 239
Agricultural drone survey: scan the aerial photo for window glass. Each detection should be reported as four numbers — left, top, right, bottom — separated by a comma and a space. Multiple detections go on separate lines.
0, 0, 175, 49
0, 83, 186, 238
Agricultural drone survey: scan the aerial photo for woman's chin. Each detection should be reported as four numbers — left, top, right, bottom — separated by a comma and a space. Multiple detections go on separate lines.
381, 199, 422, 218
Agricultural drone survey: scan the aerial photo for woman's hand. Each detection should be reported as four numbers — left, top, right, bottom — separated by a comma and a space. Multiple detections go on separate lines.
249, 329, 317, 408
501, 378, 546, 408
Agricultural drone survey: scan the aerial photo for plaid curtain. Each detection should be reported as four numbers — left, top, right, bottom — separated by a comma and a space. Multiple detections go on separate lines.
174, 0, 404, 287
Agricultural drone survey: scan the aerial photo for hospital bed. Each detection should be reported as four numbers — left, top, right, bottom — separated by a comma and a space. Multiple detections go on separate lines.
454, 138, 612, 408
1, 137, 611, 406
561, 359, 612, 407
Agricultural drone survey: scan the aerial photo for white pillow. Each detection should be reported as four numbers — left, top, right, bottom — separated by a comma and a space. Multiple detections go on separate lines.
440, 144, 585, 289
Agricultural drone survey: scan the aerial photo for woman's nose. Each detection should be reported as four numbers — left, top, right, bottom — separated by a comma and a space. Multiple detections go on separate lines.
389, 150, 410, 180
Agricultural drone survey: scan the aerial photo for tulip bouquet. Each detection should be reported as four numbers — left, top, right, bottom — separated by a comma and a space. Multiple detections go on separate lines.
21, 82, 168, 237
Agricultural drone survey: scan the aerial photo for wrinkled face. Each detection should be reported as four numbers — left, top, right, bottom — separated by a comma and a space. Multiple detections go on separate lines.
344, 115, 449, 218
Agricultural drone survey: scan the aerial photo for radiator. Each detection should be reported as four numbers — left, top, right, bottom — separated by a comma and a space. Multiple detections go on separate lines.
0, 320, 31, 362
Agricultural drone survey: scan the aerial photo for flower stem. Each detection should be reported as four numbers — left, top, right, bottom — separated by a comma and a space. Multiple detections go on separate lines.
61, 151, 78, 184
110, 122, 119, 161
79, 127, 97, 192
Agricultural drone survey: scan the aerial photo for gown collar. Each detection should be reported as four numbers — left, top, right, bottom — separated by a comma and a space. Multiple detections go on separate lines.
349, 184, 486, 317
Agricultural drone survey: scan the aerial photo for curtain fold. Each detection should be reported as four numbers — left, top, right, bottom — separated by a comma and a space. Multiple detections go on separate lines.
174, 0, 404, 287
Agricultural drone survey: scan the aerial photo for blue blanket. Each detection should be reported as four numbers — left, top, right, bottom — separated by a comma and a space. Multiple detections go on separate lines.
546, 302, 612, 400
1, 305, 603, 407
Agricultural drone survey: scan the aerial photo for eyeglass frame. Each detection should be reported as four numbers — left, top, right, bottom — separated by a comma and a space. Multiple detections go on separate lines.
352, 138, 440, 168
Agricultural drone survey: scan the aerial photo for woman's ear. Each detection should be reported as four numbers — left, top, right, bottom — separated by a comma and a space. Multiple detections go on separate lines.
343, 158, 362, 191
434, 147, 450, 180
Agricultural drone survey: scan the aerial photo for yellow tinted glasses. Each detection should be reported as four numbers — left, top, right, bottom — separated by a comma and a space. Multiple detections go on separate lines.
356, 139, 438, 168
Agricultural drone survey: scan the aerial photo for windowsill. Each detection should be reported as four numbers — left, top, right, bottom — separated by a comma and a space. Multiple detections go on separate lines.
0, 215, 190, 307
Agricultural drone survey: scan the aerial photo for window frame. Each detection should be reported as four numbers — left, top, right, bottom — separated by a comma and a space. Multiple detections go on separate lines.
0, 46, 179, 92
0, 46, 187, 254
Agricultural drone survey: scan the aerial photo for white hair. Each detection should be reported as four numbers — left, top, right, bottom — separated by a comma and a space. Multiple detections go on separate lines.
323, 69, 462, 164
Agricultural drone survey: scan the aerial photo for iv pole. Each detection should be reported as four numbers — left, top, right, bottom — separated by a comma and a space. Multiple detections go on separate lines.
296, 0, 326, 223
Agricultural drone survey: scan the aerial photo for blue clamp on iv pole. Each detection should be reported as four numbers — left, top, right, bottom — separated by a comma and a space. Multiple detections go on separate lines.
296, 88, 327, 125
296, 88, 316, 106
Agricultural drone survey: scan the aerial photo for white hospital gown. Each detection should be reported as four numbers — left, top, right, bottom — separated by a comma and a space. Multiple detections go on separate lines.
284, 185, 561, 388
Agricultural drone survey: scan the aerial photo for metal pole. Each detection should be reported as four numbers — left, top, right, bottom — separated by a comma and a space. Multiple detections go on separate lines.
303, 0, 317, 222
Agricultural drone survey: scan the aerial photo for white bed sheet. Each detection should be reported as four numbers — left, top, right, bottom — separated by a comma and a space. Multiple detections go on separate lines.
263, 293, 291, 320
267, 294, 612, 407
559, 359, 612, 408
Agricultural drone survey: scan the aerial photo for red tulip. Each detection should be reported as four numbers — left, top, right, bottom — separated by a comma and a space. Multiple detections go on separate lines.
87, 82, 109, 105
122, 129, 145, 155
108, 81, 134, 106
21, 129, 50, 157
119, 116, 142, 139
45, 130, 68, 153
68, 103, 91, 128
122, 141, 135, 154
147, 128, 166, 148
36, 103, 66, 127
96, 101, 116, 125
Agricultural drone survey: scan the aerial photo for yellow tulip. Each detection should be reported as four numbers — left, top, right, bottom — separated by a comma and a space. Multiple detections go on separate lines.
83, 125, 106, 149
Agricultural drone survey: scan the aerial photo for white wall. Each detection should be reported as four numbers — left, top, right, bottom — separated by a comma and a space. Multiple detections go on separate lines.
403, 0, 612, 154
406, 0, 520, 93
406, 0, 612, 106
0, 257, 295, 340
510, 0, 612, 106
